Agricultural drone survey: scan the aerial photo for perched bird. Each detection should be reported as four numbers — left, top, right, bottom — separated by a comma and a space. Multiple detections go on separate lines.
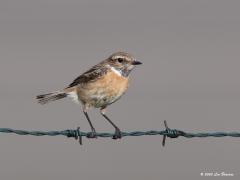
36, 52, 142, 139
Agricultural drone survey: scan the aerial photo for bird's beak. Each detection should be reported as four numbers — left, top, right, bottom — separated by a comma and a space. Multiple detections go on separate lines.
132, 60, 142, 65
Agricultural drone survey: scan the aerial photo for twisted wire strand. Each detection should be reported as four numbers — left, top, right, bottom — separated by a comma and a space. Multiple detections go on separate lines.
0, 121, 240, 146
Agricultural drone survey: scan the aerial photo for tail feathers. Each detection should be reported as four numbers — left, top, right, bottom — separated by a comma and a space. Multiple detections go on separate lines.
36, 91, 67, 105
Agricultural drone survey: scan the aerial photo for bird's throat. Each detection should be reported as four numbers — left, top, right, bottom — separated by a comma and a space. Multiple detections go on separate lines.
109, 66, 132, 77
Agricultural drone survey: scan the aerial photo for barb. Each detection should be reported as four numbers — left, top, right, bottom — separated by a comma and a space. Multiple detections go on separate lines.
0, 121, 240, 146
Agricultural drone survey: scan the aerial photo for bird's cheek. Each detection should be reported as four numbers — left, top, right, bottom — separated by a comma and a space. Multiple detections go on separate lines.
128, 65, 135, 70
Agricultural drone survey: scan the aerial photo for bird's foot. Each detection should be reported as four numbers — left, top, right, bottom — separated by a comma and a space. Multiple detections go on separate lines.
87, 129, 97, 138
112, 128, 122, 139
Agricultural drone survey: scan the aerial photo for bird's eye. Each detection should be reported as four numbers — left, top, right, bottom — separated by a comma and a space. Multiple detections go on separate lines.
117, 58, 123, 63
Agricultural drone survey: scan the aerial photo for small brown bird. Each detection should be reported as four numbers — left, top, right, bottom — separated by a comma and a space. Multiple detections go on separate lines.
36, 52, 142, 139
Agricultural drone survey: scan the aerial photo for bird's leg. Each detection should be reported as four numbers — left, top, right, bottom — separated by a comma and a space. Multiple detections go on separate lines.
100, 108, 122, 139
83, 108, 97, 138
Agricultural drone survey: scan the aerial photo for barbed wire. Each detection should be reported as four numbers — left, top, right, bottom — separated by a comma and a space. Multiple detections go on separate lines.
0, 121, 240, 146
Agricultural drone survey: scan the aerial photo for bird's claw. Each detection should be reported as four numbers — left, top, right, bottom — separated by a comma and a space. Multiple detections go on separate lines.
112, 128, 122, 139
87, 131, 97, 138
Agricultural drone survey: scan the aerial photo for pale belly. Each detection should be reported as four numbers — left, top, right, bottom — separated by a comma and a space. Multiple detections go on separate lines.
80, 88, 124, 108
77, 71, 129, 108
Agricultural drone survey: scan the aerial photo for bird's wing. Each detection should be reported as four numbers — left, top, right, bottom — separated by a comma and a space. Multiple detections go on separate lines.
67, 63, 109, 88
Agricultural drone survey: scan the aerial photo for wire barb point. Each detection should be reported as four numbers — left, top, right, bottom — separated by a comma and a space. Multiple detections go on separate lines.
162, 120, 185, 147
66, 127, 82, 145
76, 127, 82, 145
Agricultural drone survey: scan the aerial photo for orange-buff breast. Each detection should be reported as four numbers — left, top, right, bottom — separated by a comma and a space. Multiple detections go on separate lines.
77, 71, 129, 108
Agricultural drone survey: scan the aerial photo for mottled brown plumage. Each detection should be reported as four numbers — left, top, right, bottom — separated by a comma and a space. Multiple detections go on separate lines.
68, 62, 109, 87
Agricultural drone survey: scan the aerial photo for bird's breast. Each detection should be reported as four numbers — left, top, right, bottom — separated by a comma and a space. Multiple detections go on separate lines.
77, 70, 129, 107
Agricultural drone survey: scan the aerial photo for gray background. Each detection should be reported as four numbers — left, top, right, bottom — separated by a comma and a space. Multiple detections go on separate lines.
0, 0, 240, 179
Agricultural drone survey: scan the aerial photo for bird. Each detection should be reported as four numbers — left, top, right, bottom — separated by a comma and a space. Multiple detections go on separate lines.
36, 52, 142, 139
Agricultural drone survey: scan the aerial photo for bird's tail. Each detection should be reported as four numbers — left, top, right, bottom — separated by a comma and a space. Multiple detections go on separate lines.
36, 91, 67, 105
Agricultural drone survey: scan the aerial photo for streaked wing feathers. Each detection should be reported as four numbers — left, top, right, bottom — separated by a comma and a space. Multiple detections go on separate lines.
68, 63, 108, 87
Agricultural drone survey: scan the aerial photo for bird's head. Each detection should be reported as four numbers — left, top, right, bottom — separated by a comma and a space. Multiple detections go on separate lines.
106, 52, 142, 77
